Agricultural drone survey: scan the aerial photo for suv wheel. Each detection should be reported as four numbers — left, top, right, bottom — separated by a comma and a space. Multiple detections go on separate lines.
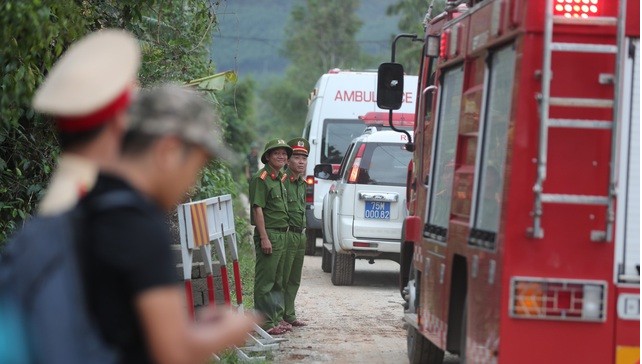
321, 246, 331, 273
305, 229, 317, 256
330, 243, 354, 286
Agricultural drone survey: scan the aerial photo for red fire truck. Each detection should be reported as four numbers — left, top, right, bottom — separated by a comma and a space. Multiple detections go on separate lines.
377, 0, 640, 363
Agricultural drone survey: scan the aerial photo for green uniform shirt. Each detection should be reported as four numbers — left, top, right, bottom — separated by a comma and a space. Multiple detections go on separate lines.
249, 165, 289, 228
284, 171, 306, 229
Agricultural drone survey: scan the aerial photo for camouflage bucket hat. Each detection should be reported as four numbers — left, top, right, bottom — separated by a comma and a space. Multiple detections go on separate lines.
127, 84, 235, 163
261, 139, 292, 164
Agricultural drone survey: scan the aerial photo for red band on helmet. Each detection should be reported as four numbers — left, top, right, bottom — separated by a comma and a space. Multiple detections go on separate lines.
55, 88, 131, 133
291, 146, 308, 154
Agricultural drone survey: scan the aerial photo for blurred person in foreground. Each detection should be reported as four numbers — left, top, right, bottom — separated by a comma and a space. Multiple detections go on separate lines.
32, 29, 140, 216
78, 84, 258, 364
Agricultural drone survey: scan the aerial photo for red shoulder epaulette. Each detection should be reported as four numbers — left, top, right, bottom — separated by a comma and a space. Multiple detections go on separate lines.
259, 171, 268, 180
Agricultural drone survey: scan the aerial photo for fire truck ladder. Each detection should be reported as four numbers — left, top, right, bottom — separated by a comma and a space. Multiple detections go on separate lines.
530, 0, 626, 241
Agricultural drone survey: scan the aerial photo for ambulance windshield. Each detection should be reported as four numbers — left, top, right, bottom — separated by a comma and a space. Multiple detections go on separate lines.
321, 119, 366, 164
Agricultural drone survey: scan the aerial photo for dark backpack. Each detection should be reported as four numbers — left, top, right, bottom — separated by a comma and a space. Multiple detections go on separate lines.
0, 191, 138, 364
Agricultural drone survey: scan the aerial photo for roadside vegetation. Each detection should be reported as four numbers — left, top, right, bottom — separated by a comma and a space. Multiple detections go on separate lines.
0, 1, 256, 248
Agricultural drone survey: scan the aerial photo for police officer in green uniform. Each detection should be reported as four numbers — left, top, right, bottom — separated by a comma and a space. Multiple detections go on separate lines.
280, 137, 310, 328
249, 139, 292, 335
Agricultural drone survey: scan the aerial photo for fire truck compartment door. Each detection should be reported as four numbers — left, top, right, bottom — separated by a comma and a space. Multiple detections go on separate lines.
615, 38, 640, 283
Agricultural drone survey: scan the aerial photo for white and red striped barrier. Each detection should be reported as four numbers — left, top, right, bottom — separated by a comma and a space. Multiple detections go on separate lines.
177, 194, 283, 361
177, 194, 243, 317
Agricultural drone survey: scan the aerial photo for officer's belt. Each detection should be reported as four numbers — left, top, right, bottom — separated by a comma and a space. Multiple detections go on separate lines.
266, 226, 304, 233
267, 227, 290, 232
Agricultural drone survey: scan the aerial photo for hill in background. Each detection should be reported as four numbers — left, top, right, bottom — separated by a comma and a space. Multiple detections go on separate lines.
210, 0, 402, 85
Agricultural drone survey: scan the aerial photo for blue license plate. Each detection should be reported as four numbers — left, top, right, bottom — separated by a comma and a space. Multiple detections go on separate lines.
364, 201, 390, 220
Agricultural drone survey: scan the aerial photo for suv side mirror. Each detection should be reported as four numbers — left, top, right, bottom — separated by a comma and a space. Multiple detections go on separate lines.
377, 62, 405, 110
314, 163, 339, 180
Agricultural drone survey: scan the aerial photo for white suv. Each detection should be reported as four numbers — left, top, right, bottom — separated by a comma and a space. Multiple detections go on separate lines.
315, 127, 413, 285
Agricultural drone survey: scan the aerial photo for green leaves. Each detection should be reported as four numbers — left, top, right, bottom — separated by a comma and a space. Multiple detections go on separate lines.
386, 0, 447, 74
133, 1, 217, 87
1, 1, 87, 130
0, 121, 57, 246
259, 0, 372, 142
0, 0, 225, 248
214, 77, 257, 154
193, 161, 240, 202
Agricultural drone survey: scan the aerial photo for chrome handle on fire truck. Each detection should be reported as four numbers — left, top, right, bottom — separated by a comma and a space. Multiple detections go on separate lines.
358, 192, 398, 202
423, 85, 437, 94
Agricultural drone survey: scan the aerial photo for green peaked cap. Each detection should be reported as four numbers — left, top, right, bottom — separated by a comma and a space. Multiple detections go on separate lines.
261, 138, 292, 164
287, 137, 310, 156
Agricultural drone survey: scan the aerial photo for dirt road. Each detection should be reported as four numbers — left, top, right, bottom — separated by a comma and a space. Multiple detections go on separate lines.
270, 243, 407, 363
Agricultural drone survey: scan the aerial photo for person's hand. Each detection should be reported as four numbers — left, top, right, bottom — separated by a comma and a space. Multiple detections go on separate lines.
260, 237, 272, 255
197, 306, 263, 351
197, 306, 261, 326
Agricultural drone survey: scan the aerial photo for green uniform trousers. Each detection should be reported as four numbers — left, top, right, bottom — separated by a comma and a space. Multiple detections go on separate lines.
280, 230, 306, 322
253, 229, 287, 329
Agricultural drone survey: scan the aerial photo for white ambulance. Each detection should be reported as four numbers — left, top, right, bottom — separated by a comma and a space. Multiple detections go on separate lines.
301, 69, 417, 255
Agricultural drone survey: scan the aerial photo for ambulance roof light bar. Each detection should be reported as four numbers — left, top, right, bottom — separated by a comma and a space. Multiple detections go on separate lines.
359, 112, 415, 128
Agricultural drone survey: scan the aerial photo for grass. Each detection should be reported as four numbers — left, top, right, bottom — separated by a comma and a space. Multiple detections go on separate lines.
213, 349, 272, 364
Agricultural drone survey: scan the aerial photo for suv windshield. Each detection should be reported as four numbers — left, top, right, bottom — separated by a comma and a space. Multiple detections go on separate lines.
321, 119, 366, 164
345, 142, 411, 186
